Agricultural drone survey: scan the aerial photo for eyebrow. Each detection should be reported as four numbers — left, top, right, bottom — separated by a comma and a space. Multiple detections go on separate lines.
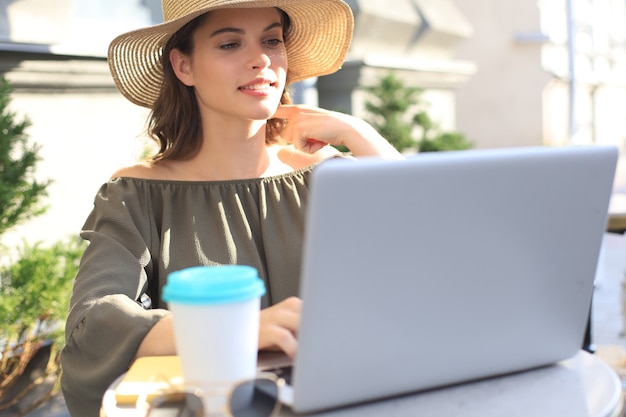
210, 22, 283, 37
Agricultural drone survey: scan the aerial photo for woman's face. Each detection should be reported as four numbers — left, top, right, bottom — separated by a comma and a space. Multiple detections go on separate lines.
171, 7, 288, 123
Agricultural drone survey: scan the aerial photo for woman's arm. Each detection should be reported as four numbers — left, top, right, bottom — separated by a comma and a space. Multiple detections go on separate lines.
136, 296, 302, 360
134, 315, 177, 359
273, 105, 404, 160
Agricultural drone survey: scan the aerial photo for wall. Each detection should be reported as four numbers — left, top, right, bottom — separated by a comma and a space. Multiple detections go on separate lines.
452, 0, 551, 148
453, 0, 626, 150
0, 0, 159, 250
2, 86, 150, 251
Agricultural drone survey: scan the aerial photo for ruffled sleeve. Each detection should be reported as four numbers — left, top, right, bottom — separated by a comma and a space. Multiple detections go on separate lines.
60, 181, 170, 417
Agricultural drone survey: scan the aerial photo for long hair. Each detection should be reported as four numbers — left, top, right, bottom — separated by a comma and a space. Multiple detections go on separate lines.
147, 10, 292, 162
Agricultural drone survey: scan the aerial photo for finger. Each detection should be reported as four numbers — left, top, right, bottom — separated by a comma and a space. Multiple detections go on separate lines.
278, 114, 331, 151
257, 298, 301, 356
264, 309, 299, 333
259, 325, 298, 358
298, 138, 329, 154
280, 296, 302, 312
263, 301, 301, 332
274, 329, 298, 358
306, 138, 329, 146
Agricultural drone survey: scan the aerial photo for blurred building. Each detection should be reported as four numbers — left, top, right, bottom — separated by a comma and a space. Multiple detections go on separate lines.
319, 0, 475, 135
1, 0, 626, 246
329, 0, 626, 150
0, 0, 161, 247
453, 0, 626, 149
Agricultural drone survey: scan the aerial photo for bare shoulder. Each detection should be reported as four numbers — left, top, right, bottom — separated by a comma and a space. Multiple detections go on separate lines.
110, 162, 168, 180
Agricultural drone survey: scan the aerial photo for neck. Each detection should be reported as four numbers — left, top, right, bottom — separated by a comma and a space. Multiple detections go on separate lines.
186, 117, 270, 181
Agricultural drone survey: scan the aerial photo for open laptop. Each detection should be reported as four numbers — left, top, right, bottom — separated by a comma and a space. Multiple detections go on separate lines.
258, 145, 618, 414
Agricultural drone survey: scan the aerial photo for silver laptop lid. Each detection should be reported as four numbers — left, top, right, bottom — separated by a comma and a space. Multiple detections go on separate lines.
292, 145, 618, 413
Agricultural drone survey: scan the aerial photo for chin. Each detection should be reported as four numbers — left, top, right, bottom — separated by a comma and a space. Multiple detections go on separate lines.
255, 106, 280, 121
240, 98, 281, 121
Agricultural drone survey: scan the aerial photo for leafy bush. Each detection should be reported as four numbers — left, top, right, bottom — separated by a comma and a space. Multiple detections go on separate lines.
363, 73, 473, 153
0, 238, 85, 413
0, 77, 84, 414
0, 239, 84, 347
418, 132, 474, 152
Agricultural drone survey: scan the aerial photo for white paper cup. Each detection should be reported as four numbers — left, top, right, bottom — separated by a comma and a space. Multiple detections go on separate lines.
162, 265, 266, 410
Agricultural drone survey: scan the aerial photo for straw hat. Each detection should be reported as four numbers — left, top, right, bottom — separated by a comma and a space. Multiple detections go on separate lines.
108, 0, 354, 108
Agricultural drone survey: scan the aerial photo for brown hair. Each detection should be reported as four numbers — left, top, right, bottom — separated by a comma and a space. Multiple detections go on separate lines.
147, 9, 292, 162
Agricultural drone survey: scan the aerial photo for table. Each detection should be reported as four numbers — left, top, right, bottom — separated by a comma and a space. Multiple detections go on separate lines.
102, 350, 623, 417
607, 194, 626, 234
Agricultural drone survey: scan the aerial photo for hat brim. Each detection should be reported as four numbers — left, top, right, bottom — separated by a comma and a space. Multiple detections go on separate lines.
108, 0, 354, 108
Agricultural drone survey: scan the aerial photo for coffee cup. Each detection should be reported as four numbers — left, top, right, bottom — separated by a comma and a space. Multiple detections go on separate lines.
162, 265, 266, 406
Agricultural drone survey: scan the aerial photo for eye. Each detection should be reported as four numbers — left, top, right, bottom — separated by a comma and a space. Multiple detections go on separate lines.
264, 38, 284, 48
220, 41, 240, 50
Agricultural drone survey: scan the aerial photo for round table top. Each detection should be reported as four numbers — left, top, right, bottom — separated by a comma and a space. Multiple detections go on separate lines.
102, 350, 622, 417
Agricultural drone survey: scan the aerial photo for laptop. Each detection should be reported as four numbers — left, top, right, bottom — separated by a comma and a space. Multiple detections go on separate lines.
258, 145, 618, 414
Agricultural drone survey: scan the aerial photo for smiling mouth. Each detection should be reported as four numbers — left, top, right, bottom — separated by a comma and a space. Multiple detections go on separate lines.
239, 82, 277, 91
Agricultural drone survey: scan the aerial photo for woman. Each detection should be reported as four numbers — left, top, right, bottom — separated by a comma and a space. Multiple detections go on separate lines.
60, 0, 402, 415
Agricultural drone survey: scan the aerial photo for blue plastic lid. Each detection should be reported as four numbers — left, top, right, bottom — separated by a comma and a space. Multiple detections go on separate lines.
162, 265, 266, 305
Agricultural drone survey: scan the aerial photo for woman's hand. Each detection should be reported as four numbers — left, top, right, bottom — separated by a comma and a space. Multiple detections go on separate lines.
258, 296, 301, 358
273, 105, 403, 159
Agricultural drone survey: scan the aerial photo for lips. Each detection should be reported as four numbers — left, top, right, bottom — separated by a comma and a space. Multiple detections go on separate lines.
238, 79, 277, 91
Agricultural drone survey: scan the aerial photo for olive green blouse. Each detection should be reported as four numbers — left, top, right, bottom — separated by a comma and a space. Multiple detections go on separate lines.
60, 165, 314, 417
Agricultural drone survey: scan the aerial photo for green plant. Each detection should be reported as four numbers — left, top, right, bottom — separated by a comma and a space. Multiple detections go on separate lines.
363, 73, 473, 153
0, 77, 50, 236
0, 238, 85, 414
418, 132, 474, 152
0, 77, 81, 415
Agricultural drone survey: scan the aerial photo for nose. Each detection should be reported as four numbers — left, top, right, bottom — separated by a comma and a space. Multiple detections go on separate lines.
249, 45, 271, 70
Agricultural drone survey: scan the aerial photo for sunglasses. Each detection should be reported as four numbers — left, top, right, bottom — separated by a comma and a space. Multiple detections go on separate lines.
141, 372, 284, 417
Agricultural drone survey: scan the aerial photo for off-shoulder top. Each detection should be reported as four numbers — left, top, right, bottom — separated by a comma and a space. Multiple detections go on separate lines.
60, 165, 314, 417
